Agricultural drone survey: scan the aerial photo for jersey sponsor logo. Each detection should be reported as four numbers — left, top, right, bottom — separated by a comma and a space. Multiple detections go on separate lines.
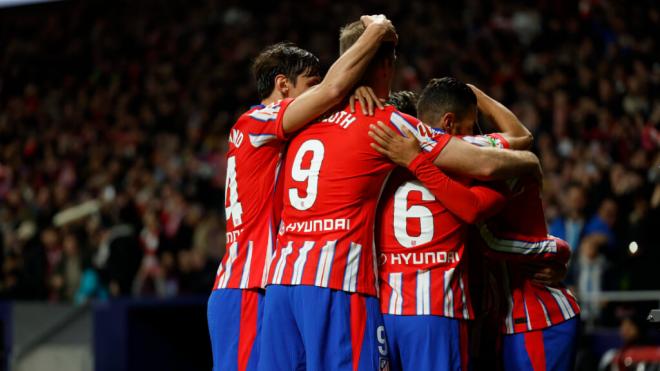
380, 250, 460, 266
281, 218, 351, 234
320, 110, 357, 129
229, 128, 244, 148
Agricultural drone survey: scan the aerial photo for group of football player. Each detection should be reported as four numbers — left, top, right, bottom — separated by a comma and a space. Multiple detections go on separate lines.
206, 14, 580, 371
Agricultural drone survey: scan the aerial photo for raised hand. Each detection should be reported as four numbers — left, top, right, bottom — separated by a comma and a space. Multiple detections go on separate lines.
361, 14, 398, 44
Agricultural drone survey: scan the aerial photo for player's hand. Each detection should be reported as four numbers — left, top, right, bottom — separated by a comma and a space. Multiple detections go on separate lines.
519, 261, 568, 286
369, 121, 420, 167
350, 86, 385, 115
466, 83, 486, 110
361, 15, 398, 44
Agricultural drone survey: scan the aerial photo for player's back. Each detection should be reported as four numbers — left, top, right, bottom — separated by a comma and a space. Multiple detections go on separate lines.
377, 167, 473, 318
268, 103, 445, 296
214, 101, 291, 290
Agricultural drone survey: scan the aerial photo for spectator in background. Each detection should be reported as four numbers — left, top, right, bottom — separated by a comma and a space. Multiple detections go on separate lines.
550, 183, 588, 253
53, 232, 83, 301
574, 234, 611, 322
584, 198, 618, 256
74, 257, 109, 304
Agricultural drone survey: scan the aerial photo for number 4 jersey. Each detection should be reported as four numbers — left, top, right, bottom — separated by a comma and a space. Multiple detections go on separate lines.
267, 103, 450, 297
214, 99, 294, 290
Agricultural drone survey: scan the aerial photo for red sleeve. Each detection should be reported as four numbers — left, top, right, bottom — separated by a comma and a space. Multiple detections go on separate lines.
407, 153, 507, 224
272, 98, 294, 140
245, 98, 293, 144
487, 133, 510, 149
389, 111, 451, 157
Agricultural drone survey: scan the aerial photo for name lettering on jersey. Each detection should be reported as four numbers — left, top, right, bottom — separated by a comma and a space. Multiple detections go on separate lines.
380, 251, 460, 266
320, 110, 356, 129
229, 129, 244, 148
390, 112, 437, 153
226, 229, 243, 243
416, 122, 434, 138
282, 218, 351, 234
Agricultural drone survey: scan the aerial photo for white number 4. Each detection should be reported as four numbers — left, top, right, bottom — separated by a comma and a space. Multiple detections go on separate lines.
225, 156, 243, 226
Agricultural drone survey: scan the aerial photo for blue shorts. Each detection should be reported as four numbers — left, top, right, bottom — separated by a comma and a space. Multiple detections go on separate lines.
502, 317, 579, 371
383, 314, 469, 371
207, 288, 264, 371
259, 285, 389, 371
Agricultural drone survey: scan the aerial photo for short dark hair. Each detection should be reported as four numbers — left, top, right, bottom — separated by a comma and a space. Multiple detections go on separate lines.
387, 91, 418, 116
339, 21, 395, 64
417, 77, 477, 125
252, 42, 320, 100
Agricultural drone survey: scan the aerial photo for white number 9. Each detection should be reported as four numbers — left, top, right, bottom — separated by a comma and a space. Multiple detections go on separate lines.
289, 139, 325, 211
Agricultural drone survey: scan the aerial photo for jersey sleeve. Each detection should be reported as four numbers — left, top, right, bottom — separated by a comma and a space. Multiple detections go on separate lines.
461, 133, 510, 149
245, 98, 294, 147
388, 111, 451, 156
478, 226, 572, 264
407, 153, 507, 224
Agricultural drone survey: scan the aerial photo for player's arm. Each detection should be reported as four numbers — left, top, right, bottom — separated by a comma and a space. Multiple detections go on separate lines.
481, 232, 572, 285
432, 136, 542, 181
369, 124, 507, 223
407, 154, 507, 223
480, 228, 572, 265
281, 15, 397, 134
367, 119, 541, 182
468, 84, 533, 150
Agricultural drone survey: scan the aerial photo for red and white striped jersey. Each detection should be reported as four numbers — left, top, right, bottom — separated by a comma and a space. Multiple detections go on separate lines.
377, 134, 508, 318
213, 99, 292, 290
478, 181, 580, 334
267, 103, 450, 297
464, 134, 581, 333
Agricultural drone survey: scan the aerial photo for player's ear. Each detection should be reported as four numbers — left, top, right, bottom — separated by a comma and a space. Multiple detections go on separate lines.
274, 74, 289, 97
441, 112, 454, 133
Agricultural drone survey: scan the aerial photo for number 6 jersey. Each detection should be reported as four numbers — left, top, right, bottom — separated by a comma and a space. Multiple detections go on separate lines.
267, 103, 450, 297
213, 99, 294, 291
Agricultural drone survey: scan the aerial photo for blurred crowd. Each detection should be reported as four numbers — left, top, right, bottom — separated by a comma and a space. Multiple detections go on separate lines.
0, 0, 658, 328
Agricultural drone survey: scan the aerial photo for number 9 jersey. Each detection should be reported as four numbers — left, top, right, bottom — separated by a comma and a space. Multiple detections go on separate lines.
267, 103, 450, 297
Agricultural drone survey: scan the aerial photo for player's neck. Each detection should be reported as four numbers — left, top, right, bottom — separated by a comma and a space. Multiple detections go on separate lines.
364, 79, 390, 100
261, 91, 285, 106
